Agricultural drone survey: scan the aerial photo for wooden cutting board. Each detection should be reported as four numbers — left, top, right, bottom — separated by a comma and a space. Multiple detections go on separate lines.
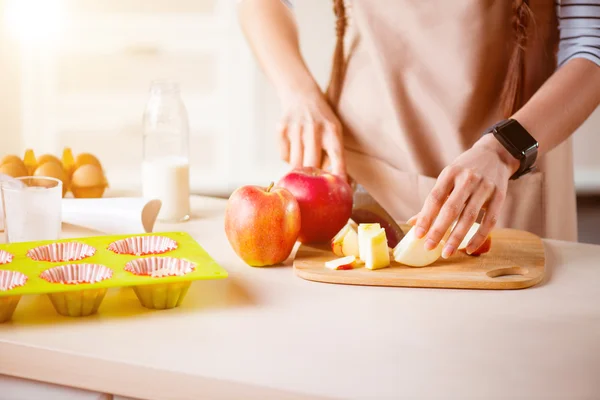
293, 227, 545, 290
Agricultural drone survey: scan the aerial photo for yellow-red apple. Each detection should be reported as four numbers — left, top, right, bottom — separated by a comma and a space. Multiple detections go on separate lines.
277, 167, 353, 244
224, 182, 301, 267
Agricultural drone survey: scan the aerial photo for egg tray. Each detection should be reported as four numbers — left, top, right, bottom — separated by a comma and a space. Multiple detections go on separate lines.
0, 232, 228, 321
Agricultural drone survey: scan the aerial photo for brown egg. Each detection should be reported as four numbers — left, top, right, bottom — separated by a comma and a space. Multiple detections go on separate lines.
0, 155, 25, 167
71, 164, 108, 198
34, 161, 69, 197
0, 162, 28, 178
75, 153, 102, 170
37, 154, 62, 167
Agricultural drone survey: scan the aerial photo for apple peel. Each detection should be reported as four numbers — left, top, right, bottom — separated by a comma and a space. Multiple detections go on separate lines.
457, 222, 481, 250
325, 255, 360, 270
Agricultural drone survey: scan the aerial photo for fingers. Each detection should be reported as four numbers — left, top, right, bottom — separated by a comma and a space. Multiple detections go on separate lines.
278, 123, 290, 163
466, 190, 504, 254
442, 181, 494, 258
423, 169, 480, 251
322, 121, 347, 179
279, 117, 346, 179
406, 214, 419, 226
288, 122, 304, 169
303, 122, 323, 168
414, 167, 456, 240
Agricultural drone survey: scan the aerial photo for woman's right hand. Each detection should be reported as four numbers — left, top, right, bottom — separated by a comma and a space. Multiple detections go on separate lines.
278, 89, 347, 179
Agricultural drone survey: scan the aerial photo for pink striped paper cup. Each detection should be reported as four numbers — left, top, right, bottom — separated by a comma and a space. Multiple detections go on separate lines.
108, 236, 177, 256
28, 242, 96, 263
40, 263, 112, 285
0, 250, 13, 265
124, 257, 195, 277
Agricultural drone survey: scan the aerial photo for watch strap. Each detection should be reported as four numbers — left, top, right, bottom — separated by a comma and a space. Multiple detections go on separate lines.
488, 119, 539, 180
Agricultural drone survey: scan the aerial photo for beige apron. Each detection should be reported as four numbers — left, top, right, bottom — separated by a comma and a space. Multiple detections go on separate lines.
328, 0, 578, 242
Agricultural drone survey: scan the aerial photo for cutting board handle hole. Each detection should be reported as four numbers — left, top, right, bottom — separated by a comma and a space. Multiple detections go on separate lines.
487, 267, 528, 278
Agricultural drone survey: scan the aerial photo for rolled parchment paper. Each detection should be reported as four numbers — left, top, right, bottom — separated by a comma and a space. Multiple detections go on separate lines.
61, 197, 162, 234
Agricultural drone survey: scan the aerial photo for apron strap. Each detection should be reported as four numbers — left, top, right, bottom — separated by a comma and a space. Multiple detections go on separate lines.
325, 0, 532, 118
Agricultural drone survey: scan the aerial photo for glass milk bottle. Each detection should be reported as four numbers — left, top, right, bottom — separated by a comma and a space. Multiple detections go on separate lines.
142, 80, 191, 222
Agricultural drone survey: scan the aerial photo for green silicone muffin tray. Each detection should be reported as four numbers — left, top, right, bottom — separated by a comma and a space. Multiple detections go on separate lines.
0, 232, 228, 320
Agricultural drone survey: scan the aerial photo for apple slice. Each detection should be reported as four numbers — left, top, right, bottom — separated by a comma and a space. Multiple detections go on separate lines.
341, 228, 360, 258
331, 221, 361, 258
457, 222, 481, 250
363, 228, 390, 270
325, 255, 359, 270
331, 224, 352, 257
348, 218, 359, 232
393, 226, 451, 267
358, 223, 381, 262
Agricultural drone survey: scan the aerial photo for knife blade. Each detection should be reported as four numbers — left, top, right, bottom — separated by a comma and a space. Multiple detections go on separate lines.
350, 183, 405, 248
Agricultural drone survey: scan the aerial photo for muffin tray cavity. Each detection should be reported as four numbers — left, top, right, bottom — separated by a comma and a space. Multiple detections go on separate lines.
0, 232, 227, 321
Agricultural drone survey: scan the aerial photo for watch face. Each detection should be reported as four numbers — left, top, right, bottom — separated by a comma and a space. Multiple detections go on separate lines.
496, 120, 538, 157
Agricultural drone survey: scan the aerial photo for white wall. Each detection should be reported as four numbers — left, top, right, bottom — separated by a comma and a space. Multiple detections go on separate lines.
0, 7, 22, 155
572, 110, 600, 194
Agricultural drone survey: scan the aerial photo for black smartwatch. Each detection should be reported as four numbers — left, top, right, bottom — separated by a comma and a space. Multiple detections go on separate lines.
486, 119, 539, 180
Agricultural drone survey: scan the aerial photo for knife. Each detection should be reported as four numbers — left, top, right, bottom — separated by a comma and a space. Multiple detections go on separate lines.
350, 183, 405, 248
321, 156, 405, 247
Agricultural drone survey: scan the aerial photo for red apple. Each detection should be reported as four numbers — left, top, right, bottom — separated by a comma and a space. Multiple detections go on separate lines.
277, 167, 353, 244
224, 182, 301, 267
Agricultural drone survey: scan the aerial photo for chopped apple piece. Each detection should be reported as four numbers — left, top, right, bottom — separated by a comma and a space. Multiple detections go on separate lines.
457, 222, 481, 250
358, 223, 381, 262
331, 224, 351, 257
341, 228, 360, 258
325, 255, 358, 270
331, 222, 361, 258
393, 226, 450, 267
348, 218, 359, 232
363, 228, 390, 270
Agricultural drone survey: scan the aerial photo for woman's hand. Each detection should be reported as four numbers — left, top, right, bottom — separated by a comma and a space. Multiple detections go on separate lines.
413, 134, 520, 258
278, 89, 347, 178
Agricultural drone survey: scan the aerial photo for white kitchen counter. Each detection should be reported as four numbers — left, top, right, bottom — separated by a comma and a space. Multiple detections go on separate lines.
0, 196, 599, 399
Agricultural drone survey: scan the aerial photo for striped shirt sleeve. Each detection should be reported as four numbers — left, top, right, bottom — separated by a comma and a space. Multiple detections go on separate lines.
557, 0, 600, 67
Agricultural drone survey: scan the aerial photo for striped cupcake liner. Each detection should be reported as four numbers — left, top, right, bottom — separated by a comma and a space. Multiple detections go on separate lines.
28, 242, 96, 263
124, 257, 195, 278
0, 270, 27, 291
40, 264, 112, 285
107, 236, 178, 256
0, 250, 13, 265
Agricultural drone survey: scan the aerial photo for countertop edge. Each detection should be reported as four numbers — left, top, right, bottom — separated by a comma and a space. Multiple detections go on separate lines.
0, 342, 333, 400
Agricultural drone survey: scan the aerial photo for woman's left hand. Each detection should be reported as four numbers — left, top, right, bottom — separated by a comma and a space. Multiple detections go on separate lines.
412, 134, 521, 258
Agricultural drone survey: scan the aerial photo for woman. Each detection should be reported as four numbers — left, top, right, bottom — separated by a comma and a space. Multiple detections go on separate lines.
238, 0, 600, 257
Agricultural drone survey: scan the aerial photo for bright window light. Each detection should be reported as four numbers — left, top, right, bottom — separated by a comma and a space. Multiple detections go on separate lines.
4, 0, 65, 44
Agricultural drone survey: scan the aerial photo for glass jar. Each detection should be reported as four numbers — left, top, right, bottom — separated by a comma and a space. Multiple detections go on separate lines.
141, 80, 191, 222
